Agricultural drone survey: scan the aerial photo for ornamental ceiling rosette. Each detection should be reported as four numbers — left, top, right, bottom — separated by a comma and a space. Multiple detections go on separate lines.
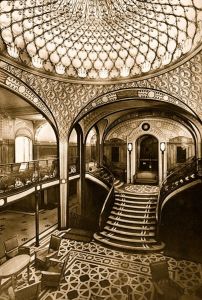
0, 0, 202, 81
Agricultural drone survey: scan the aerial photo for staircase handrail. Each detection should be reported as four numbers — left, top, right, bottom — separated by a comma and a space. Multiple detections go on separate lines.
87, 165, 114, 187
163, 156, 195, 181
99, 178, 115, 231
157, 156, 198, 222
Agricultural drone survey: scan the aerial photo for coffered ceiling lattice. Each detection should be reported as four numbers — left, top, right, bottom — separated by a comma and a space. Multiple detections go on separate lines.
0, 0, 202, 81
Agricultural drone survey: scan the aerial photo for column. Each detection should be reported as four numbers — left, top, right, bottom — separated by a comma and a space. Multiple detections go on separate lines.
59, 137, 69, 229
77, 130, 85, 215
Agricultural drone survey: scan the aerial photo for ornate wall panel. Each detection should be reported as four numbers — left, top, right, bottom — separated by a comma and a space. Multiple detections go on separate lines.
106, 118, 192, 142
0, 49, 201, 138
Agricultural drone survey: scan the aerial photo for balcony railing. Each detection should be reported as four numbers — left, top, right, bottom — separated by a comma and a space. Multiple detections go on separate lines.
87, 165, 114, 187
0, 159, 59, 195
157, 156, 199, 222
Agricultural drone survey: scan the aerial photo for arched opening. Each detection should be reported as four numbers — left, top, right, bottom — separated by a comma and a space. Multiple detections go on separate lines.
0, 86, 59, 250
85, 127, 98, 171
135, 135, 158, 184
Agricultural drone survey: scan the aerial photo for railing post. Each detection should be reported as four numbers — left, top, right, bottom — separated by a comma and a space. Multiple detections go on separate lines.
35, 185, 41, 247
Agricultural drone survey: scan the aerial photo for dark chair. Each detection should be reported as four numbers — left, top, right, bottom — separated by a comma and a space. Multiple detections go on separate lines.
150, 260, 184, 300
8, 281, 41, 300
4, 236, 31, 259
41, 254, 69, 289
35, 234, 61, 269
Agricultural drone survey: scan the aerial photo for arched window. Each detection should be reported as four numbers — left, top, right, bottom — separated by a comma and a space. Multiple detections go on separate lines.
15, 136, 33, 162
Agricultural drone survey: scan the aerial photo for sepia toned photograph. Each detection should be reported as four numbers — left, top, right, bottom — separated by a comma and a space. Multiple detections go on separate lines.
0, 0, 202, 299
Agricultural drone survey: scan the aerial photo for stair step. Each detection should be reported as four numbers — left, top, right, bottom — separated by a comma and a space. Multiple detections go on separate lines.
94, 233, 165, 251
100, 231, 158, 244
114, 200, 156, 209
111, 211, 156, 219
115, 192, 158, 199
107, 220, 155, 231
109, 215, 156, 225
113, 206, 156, 214
114, 198, 157, 206
115, 195, 157, 202
104, 226, 155, 237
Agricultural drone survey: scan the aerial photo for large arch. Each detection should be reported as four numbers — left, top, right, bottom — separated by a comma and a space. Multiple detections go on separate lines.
72, 87, 200, 126
0, 69, 58, 131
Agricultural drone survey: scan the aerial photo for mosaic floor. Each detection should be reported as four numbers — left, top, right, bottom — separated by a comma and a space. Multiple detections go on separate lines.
1, 231, 201, 300
116, 184, 159, 195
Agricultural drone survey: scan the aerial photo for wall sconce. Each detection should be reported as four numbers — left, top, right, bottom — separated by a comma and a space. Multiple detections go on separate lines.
127, 142, 133, 152
160, 142, 166, 181
127, 143, 133, 183
160, 142, 166, 152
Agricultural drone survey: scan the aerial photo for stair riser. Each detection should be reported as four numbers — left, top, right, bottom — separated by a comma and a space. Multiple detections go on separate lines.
113, 207, 156, 214
115, 195, 157, 201
114, 199, 157, 206
107, 221, 155, 231
109, 216, 156, 225
104, 227, 155, 237
101, 232, 158, 244
111, 212, 156, 219
94, 234, 164, 251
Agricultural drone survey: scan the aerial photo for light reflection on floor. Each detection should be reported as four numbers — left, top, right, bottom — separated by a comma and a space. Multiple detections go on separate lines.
0, 208, 57, 255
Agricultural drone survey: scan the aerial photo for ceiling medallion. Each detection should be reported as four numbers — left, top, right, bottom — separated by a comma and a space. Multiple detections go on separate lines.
142, 123, 150, 131
0, 0, 202, 81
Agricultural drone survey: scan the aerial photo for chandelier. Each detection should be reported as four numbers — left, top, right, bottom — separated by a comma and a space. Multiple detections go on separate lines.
63, 0, 128, 19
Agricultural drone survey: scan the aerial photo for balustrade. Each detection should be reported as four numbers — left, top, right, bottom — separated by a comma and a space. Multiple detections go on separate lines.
157, 156, 199, 222
0, 158, 59, 194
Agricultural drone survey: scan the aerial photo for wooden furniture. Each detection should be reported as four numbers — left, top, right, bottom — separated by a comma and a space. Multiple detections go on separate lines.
8, 281, 41, 300
150, 260, 184, 300
4, 236, 31, 259
41, 256, 69, 289
35, 234, 61, 269
0, 254, 30, 289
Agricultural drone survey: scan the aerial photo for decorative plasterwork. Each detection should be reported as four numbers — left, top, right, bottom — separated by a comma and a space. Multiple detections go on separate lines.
106, 117, 192, 142
0, 49, 201, 138
104, 110, 198, 140
0, 0, 201, 81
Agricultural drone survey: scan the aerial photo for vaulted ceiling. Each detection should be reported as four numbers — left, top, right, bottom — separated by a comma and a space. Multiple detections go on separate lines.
0, 0, 201, 81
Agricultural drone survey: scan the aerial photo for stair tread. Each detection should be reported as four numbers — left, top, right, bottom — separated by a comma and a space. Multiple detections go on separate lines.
114, 198, 157, 205
107, 220, 155, 230
104, 225, 155, 237
109, 215, 156, 224
111, 211, 156, 219
113, 206, 156, 214
94, 233, 164, 251
114, 200, 156, 208
115, 193, 158, 199
99, 231, 161, 244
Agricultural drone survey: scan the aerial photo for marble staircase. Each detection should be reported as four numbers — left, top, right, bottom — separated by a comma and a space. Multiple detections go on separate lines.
94, 183, 164, 251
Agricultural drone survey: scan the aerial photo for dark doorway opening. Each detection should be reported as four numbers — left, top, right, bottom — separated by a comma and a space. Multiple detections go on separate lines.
135, 135, 158, 184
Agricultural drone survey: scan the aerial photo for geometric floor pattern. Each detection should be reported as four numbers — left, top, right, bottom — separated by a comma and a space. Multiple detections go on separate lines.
116, 184, 159, 195
0, 231, 202, 300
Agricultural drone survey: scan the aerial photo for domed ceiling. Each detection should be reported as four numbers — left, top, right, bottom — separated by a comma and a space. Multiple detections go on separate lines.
0, 0, 202, 81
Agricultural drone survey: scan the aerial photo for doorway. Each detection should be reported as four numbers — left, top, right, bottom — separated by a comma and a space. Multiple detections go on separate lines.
135, 135, 158, 184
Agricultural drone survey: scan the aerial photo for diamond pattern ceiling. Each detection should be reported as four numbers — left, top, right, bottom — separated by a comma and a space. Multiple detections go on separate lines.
0, 0, 202, 81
